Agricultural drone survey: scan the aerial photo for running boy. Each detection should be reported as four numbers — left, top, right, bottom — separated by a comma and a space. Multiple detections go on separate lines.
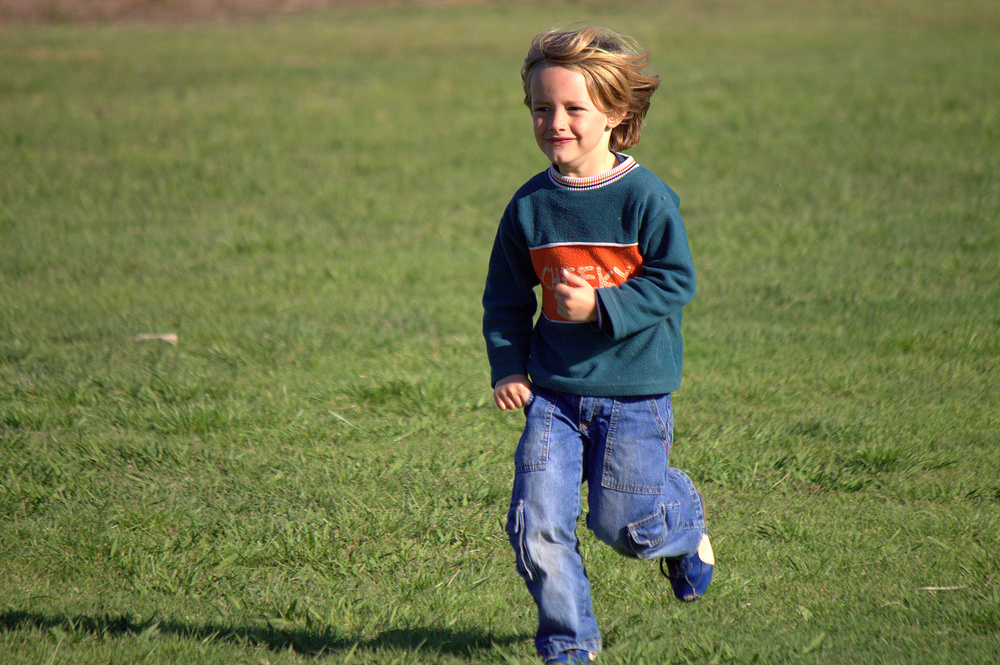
482, 26, 714, 664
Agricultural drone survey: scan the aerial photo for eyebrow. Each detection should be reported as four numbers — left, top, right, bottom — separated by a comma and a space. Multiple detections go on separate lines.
532, 97, 592, 107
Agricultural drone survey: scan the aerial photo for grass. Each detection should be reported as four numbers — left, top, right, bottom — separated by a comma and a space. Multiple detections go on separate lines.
1, 0, 998, 663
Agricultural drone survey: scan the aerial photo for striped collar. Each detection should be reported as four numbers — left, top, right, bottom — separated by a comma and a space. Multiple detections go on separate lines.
547, 153, 638, 191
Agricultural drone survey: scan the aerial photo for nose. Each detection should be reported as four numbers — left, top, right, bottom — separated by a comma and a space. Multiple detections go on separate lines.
550, 107, 569, 131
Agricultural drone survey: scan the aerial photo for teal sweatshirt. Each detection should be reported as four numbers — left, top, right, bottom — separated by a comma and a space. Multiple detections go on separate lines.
482, 155, 696, 397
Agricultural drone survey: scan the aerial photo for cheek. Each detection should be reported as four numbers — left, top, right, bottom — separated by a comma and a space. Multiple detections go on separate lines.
532, 118, 547, 139
583, 120, 608, 144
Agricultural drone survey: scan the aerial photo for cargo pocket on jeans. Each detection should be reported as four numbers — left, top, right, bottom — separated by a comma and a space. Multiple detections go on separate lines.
625, 503, 673, 559
505, 500, 537, 582
600, 397, 669, 495
514, 390, 554, 473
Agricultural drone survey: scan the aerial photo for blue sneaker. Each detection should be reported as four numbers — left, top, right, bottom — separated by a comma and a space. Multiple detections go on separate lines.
661, 488, 714, 601
661, 532, 714, 601
544, 649, 594, 664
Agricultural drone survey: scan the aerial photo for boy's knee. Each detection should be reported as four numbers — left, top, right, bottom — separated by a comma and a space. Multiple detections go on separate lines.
589, 501, 671, 559
590, 496, 704, 560
506, 499, 580, 581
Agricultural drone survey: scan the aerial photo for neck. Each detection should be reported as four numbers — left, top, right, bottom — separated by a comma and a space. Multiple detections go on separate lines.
554, 151, 619, 178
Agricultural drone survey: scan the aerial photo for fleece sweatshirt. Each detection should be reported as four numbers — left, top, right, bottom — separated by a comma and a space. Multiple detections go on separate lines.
482, 154, 696, 397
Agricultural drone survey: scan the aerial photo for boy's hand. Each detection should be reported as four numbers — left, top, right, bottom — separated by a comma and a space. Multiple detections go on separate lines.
494, 374, 532, 411
554, 269, 598, 322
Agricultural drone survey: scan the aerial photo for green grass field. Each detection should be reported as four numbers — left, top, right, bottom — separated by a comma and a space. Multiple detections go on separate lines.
2, 1, 998, 663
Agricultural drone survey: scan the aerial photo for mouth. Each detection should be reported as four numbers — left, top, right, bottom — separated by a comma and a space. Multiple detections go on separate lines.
547, 137, 574, 145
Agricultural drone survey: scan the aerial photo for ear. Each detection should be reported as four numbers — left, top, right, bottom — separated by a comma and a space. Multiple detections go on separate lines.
605, 110, 626, 132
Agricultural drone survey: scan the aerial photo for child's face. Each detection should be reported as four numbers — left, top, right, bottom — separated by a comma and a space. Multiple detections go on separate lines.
529, 65, 621, 178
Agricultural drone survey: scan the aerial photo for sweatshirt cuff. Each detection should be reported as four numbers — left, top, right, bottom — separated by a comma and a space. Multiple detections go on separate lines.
593, 292, 613, 336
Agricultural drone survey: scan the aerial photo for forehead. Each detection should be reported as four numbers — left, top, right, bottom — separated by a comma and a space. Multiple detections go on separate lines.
528, 65, 591, 99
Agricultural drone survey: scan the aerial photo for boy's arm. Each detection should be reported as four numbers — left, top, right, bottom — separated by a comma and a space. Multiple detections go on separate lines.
483, 212, 539, 386
595, 196, 696, 339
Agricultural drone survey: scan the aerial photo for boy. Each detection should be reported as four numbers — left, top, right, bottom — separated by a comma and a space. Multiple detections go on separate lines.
482, 25, 714, 665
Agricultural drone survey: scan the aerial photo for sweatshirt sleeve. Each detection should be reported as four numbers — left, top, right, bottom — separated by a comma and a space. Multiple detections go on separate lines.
482, 208, 539, 386
594, 190, 696, 340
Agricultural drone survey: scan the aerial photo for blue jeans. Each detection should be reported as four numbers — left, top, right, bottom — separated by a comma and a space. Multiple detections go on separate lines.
504, 387, 706, 660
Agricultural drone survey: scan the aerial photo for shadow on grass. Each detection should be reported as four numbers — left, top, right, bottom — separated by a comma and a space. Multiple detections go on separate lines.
0, 610, 527, 659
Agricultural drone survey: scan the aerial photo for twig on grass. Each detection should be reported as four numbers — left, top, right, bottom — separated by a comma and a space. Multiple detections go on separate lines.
133, 332, 178, 345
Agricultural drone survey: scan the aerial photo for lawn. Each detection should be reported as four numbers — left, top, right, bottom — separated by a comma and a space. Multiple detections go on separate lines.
1, 1, 998, 663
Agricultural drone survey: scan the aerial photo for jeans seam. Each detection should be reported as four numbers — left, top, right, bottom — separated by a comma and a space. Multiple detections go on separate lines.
650, 395, 670, 451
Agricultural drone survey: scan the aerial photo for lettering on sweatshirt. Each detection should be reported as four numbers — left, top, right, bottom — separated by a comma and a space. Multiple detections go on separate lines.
529, 242, 642, 322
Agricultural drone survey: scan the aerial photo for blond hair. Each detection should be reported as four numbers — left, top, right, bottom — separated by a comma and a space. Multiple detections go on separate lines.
522, 25, 661, 151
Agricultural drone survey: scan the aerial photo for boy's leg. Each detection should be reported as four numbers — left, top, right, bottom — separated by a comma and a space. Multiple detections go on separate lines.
584, 394, 706, 562
505, 388, 602, 661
